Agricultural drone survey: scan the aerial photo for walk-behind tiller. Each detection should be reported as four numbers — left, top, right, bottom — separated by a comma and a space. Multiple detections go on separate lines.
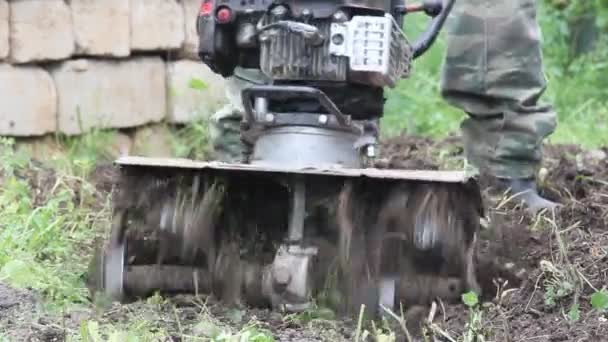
89, 0, 484, 319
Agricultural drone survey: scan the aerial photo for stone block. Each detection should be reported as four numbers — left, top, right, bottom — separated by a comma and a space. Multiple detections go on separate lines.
0, 1, 8, 60
15, 135, 68, 163
0, 64, 57, 136
130, 0, 184, 51
167, 60, 227, 123
108, 131, 134, 158
9, 0, 74, 63
132, 124, 175, 158
15, 131, 133, 163
180, 0, 200, 59
68, 0, 130, 57
51, 57, 167, 135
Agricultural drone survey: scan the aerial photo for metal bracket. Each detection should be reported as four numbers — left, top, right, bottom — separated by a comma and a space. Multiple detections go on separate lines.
241, 85, 352, 127
268, 245, 318, 312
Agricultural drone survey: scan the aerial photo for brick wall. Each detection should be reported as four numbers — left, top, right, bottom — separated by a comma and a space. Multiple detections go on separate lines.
0, 0, 227, 137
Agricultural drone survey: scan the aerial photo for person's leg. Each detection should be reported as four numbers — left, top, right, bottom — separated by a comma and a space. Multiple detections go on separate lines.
209, 76, 251, 162
209, 68, 272, 162
440, 0, 559, 212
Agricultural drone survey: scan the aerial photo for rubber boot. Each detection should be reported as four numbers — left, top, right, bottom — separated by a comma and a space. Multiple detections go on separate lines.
498, 177, 560, 213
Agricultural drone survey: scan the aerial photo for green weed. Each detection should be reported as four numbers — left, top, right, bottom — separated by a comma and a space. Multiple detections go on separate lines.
0, 138, 108, 310
192, 314, 276, 342
169, 117, 213, 160
52, 128, 119, 173
76, 319, 168, 342
165, 77, 217, 160
541, 260, 576, 308
212, 325, 276, 342
591, 289, 608, 312
461, 291, 486, 342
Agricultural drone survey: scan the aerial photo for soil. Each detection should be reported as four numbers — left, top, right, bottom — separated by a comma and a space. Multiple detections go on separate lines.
0, 284, 65, 341
2, 135, 608, 341
377, 136, 608, 341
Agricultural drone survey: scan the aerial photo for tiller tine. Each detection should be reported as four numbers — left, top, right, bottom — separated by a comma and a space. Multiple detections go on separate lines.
88, 156, 483, 317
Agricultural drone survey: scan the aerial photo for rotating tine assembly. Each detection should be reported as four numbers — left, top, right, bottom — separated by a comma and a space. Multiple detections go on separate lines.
239, 85, 364, 312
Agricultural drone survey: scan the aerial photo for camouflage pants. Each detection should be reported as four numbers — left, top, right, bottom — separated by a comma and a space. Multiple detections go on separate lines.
440, 0, 557, 179
209, 76, 255, 162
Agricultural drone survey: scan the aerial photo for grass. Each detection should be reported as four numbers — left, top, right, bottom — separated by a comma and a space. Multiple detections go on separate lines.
74, 300, 277, 342
0, 138, 107, 310
382, 14, 464, 138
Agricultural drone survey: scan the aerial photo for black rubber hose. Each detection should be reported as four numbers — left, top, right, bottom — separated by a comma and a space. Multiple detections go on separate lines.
412, 0, 456, 59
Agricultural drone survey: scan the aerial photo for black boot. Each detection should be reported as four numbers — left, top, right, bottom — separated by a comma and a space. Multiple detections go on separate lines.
497, 177, 561, 213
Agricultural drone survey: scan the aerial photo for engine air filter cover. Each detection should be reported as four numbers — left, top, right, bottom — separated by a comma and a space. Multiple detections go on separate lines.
330, 14, 413, 87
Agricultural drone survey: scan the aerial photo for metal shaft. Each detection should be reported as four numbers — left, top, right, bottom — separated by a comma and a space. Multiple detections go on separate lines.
288, 176, 306, 242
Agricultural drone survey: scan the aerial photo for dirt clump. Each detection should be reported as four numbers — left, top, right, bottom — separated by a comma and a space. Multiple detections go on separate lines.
90, 162, 120, 195
376, 134, 447, 170
395, 137, 608, 341
0, 283, 65, 341
0, 283, 36, 315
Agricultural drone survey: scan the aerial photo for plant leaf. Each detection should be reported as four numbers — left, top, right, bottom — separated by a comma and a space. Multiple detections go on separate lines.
567, 303, 580, 322
462, 291, 479, 307
189, 78, 208, 90
591, 291, 608, 311
194, 320, 221, 338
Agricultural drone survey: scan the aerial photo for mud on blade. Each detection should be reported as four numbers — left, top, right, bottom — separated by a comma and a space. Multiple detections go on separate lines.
89, 156, 484, 316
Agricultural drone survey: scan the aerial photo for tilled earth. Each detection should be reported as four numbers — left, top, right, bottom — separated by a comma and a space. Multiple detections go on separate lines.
1, 135, 608, 341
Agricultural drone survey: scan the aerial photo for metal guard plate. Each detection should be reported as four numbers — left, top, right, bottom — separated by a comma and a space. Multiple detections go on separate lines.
116, 156, 475, 184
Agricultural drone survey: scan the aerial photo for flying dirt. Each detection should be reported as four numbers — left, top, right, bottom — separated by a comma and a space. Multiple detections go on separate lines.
87, 0, 487, 325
